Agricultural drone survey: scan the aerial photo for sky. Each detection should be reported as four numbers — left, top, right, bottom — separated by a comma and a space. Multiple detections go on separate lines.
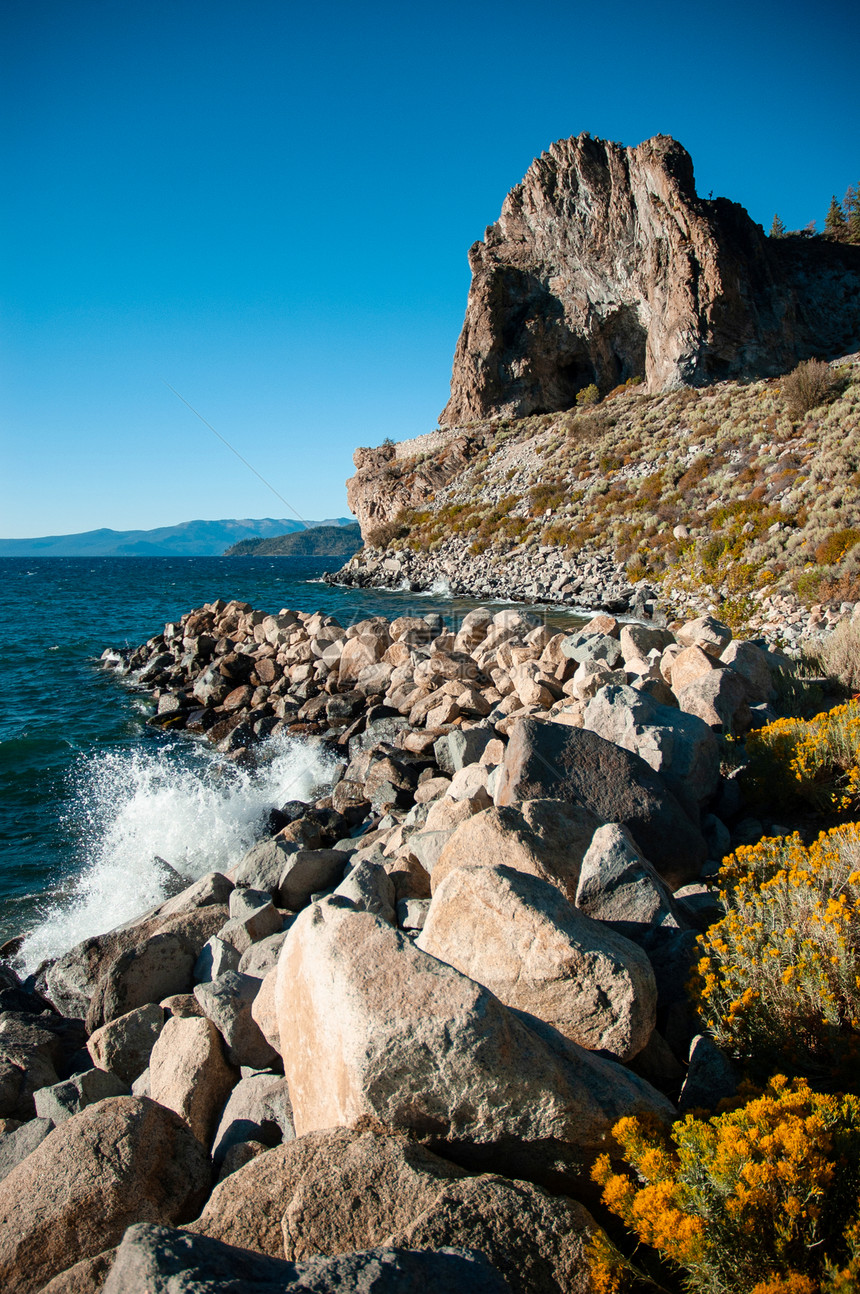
1, 0, 858, 538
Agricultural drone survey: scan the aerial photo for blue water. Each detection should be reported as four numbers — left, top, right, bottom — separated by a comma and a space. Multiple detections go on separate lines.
0, 555, 583, 969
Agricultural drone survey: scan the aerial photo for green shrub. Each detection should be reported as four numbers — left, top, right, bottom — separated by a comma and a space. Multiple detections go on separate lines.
576, 382, 600, 408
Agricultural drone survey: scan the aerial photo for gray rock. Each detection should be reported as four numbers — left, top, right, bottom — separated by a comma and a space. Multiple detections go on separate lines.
131, 1068, 150, 1097
276, 850, 347, 911
673, 884, 725, 930
406, 830, 455, 877
562, 633, 623, 668
582, 684, 720, 809
702, 813, 731, 862
495, 718, 707, 889
194, 972, 279, 1070
194, 936, 242, 983
103, 1224, 512, 1293
576, 824, 689, 939
34, 1068, 127, 1124
233, 840, 297, 895
86, 1003, 165, 1084
334, 861, 396, 925
678, 1034, 739, 1113
239, 932, 290, 978
676, 668, 752, 735
211, 1071, 294, 1165
433, 727, 494, 775
396, 899, 430, 931
154, 872, 234, 919
0, 1118, 53, 1184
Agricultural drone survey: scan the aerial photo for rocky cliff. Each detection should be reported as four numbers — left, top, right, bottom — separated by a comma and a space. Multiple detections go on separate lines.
441, 133, 860, 421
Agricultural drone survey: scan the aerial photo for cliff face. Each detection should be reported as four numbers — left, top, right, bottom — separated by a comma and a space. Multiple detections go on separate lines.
346, 431, 485, 537
441, 134, 860, 422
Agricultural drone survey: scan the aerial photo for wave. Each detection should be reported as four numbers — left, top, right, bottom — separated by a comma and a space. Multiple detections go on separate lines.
17, 734, 339, 972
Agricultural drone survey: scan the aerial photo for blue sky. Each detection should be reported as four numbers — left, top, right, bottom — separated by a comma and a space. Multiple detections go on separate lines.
2, 0, 858, 537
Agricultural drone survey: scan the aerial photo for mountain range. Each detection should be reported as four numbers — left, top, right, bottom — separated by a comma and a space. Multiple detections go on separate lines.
0, 517, 354, 557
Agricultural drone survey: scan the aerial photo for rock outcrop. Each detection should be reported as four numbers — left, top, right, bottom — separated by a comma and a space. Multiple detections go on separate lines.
441, 132, 860, 421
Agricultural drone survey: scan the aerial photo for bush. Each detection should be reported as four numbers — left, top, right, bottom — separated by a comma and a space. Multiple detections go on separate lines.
815, 529, 860, 567
782, 359, 838, 417
694, 826, 860, 1077
821, 620, 860, 692
589, 1077, 860, 1294
365, 519, 407, 548
576, 382, 600, 408
743, 702, 860, 814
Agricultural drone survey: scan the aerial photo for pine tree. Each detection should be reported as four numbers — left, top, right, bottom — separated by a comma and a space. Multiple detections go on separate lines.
846, 183, 860, 244
770, 213, 786, 238
825, 194, 848, 239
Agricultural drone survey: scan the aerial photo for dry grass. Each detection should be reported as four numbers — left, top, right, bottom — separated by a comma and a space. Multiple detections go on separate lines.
370, 356, 860, 624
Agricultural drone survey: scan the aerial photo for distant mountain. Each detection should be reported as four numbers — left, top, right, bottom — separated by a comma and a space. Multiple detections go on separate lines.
226, 523, 363, 557
0, 518, 355, 557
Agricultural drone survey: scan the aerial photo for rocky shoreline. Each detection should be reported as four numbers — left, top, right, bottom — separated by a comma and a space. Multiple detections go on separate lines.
0, 597, 820, 1291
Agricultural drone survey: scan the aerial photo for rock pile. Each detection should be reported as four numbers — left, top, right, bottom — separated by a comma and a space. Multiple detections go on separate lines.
0, 601, 794, 1290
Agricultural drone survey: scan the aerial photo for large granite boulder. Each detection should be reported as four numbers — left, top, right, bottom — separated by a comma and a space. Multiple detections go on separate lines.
494, 718, 707, 888
418, 864, 656, 1061
0, 1096, 210, 1293
275, 898, 673, 1185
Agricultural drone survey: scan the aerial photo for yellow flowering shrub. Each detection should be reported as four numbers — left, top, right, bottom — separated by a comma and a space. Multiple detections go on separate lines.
693, 826, 860, 1077
589, 1077, 860, 1294
744, 703, 860, 814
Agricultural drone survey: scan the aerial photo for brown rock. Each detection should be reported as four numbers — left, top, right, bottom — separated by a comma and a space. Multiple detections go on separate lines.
250, 967, 280, 1054
38, 1248, 117, 1293
0, 1097, 210, 1294
418, 864, 656, 1060
439, 132, 860, 423
86, 1003, 165, 1084
669, 644, 717, 693
149, 1015, 238, 1145
431, 799, 599, 903
275, 899, 673, 1183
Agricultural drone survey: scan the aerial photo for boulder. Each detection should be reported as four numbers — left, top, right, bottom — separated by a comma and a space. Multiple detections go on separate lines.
276, 899, 673, 1184
74, 906, 230, 1032
678, 1034, 740, 1113
155, 872, 233, 918
668, 644, 718, 692
0, 1096, 210, 1294
675, 615, 732, 657
250, 968, 280, 1055
720, 638, 776, 703
582, 684, 720, 808
275, 850, 346, 910
0, 1118, 53, 1185
238, 931, 290, 978
576, 824, 688, 939
104, 1224, 510, 1294
86, 1003, 165, 1084
495, 719, 707, 888
195, 971, 279, 1070
34, 1068, 127, 1124
334, 860, 397, 924
194, 935, 242, 982
149, 1015, 238, 1145
676, 668, 752, 734
232, 840, 297, 895
619, 624, 674, 662
211, 1071, 294, 1166
431, 800, 599, 904
38, 1248, 117, 1292
418, 865, 656, 1061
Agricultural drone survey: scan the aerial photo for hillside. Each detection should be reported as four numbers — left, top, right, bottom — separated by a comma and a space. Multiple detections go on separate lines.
225, 523, 362, 556
0, 517, 354, 557
333, 354, 860, 638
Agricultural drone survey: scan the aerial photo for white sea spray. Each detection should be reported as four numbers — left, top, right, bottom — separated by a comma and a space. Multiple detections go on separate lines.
18, 734, 338, 972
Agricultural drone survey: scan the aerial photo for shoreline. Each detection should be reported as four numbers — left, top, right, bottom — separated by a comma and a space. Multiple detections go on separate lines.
0, 592, 845, 1290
